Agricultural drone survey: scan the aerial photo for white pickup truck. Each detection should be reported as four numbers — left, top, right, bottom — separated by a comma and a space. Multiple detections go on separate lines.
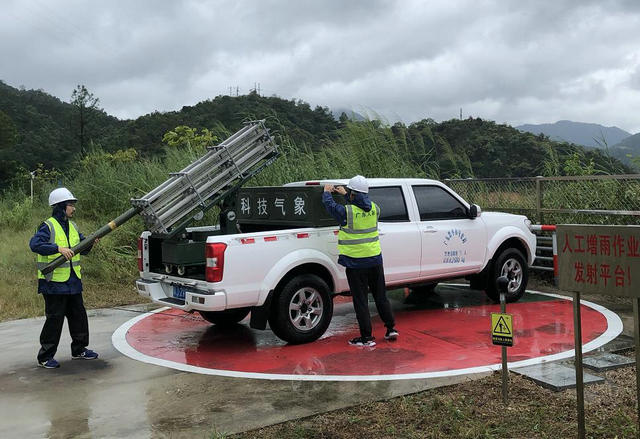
136, 178, 536, 344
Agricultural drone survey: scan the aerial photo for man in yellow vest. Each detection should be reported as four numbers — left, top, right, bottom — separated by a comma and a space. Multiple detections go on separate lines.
323, 175, 398, 347
30, 187, 99, 369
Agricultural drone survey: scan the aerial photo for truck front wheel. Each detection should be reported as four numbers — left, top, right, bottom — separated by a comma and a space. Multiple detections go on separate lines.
485, 248, 528, 303
200, 308, 250, 326
269, 274, 333, 344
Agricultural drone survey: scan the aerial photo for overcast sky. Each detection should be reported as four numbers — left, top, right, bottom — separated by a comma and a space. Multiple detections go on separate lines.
2, 0, 640, 133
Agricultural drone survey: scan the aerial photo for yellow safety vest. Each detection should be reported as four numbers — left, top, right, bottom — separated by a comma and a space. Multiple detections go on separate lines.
36, 217, 81, 282
338, 202, 381, 258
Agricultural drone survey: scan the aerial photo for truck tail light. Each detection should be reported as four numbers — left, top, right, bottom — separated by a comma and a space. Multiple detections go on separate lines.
137, 237, 144, 271
205, 242, 227, 282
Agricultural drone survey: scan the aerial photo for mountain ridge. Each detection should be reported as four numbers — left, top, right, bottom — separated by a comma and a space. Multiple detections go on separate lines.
516, 120, 632, 148
0, 81, 633, 188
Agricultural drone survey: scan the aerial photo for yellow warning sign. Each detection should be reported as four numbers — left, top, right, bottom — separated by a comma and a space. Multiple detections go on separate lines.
491, 313, 513, 346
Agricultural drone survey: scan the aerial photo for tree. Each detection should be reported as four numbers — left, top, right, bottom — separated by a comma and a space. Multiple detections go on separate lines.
0, 110, 19, 188
162, 126, 218, 152
71, 84, 100, 156
0, 110, 17, 152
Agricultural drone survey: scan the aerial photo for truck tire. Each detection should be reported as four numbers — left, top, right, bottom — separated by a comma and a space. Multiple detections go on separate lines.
409, 282, 438, 294
268, 274, 333, 344
199, 308, 250, 326
485, 248, 528, 303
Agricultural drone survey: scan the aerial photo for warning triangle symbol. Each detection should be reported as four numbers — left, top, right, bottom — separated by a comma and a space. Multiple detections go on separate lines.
493, 316, 512, 335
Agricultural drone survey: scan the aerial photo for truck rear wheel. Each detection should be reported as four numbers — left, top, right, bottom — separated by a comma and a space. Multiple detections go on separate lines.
199, 308, 250, 326
485, 248, 528, 303
269, 274, 333, 344
409, 282, 438, 294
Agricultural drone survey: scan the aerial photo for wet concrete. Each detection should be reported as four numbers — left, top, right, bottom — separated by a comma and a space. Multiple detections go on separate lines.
0, 283, 631, 438
0, 300, 488, 438
512, 362, 605, 391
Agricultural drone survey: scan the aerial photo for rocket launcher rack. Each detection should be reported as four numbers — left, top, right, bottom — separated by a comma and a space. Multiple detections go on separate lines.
40, 120, 278, 275
130, 120, 277, 234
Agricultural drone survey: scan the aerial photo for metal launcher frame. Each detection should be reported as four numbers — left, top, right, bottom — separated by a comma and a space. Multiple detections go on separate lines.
131, 120, 278, 237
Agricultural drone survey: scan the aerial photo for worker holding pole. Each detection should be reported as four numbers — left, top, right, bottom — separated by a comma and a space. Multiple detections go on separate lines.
30, 187, 99, 369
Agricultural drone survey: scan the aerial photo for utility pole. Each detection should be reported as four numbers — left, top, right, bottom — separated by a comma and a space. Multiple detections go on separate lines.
460, 108, 463, 119
30, 170, 35, 203
236, 86, 239, 97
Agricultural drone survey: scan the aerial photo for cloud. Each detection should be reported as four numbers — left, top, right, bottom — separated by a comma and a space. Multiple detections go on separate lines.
1, 0, 640, 132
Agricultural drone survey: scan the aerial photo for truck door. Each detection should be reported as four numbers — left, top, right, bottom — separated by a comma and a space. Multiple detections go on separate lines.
411, 185, 487, 278
368, 186, 421, 283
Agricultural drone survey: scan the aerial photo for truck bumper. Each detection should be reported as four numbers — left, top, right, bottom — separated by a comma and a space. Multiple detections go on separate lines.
135, 278, 227, 312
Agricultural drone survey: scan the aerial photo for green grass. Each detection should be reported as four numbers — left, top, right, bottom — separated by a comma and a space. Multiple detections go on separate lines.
233, 369, 638, 439
0, 121, 426, 322
2, 121, 636, 322
0, 226, 144, 322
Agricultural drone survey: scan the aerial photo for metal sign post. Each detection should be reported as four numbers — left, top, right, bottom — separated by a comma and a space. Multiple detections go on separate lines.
573, 290, 585, 438
557, 224, 640, 438
635, 297, 640, 424
491, 276, 512, 405
501, 290, 508, 405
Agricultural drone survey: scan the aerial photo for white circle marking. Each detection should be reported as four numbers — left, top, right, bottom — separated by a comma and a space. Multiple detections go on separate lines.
112, 288, 623, 381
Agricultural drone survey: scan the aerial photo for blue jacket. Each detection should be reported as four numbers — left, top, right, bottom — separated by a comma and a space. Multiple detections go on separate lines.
29, 206, 92, 294
322, 190, 383, 268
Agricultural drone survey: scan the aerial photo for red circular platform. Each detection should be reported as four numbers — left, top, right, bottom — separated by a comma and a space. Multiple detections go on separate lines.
112, 286, 621, 381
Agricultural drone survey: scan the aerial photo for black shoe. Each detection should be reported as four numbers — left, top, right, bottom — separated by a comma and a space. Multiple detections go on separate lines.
384, 328, 399, 340
348, 336, 376, 347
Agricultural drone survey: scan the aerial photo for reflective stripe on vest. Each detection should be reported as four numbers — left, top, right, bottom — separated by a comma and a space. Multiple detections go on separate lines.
36, 217, 81, 282
338, 202, 381, 258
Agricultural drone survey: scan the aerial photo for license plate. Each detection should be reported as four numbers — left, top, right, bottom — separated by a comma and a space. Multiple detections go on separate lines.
172, 285, 186, 300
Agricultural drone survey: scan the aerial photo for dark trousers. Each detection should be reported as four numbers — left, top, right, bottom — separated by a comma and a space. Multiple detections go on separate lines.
345, 265, 395, 338
38, 294, 89, 362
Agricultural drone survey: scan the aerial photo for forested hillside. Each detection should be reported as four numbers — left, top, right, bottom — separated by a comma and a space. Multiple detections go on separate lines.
0, 81, 122, 177
0, 80, 631, 190
611, 132, 640, 167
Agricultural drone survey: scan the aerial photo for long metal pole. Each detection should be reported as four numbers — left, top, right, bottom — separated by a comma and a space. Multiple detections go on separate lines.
500, 291, 508, 405
634, 298, 640, 428
30, 172, 34, 204
573, 292, 585, 439
40, 207, 141, 275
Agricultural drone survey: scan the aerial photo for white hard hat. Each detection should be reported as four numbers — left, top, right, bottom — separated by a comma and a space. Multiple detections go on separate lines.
346, 175, 369, 193
49, 187, 77, 206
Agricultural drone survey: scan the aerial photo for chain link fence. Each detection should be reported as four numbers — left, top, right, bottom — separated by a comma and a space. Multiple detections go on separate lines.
445, 174, 640, 226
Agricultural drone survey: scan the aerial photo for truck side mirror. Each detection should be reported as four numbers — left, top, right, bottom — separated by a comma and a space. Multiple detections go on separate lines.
469, 204, 482, 219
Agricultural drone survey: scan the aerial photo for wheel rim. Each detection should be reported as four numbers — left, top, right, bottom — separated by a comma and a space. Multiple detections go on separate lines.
500, 257, 523, 294
289, 287, 324, 331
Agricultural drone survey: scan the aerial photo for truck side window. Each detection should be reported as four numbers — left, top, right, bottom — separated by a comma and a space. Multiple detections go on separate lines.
412, 185, 468, 221
368, 186, 409, 222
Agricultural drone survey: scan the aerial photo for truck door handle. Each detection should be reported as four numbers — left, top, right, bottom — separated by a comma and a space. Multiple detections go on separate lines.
422, 227, 437, 233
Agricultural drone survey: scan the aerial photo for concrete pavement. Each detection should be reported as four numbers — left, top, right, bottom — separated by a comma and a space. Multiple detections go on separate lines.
0, 303, 489, 438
